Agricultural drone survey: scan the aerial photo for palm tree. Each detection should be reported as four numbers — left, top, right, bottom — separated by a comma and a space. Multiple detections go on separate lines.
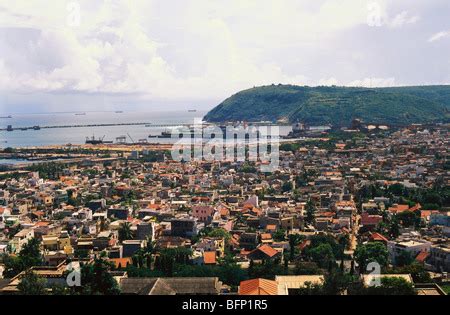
118, 222, 133, 242
144, 238, 155, 269
132, 248, 145, 267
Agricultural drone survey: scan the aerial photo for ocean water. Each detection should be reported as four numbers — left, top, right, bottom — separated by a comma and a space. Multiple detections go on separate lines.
0, 110, 292, 148
0, 158, 30, 165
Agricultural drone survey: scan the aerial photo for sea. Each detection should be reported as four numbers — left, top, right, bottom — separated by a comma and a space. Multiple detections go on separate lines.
0, 110, 292, 149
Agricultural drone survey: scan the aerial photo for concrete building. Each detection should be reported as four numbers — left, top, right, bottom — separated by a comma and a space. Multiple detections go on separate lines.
388, 239, 432, 266
429, 244, 450, 272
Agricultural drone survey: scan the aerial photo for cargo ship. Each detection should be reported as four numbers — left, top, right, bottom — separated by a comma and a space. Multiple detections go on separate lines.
85, 135, 113, 145
149, 128, 203, 139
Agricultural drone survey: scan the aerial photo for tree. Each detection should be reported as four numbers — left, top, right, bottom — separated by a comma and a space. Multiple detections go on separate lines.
354, 242, 389, 273
2, 147, 15, 153
206, 228, 232, 242
388, 262, 432, 283
293, 262, 322, 275
397, 210, 421, 229
388, 183, 405, 196
2, 255, 23, 278
2, 238, 42, 278
272, 229, 286, 242
144, 239, 155, 269
337, 234, 350, 251
281, 181, 293, 193
365, 277, 416, 295
247, 260, 287, 280
19, 238, 42, 268
308, 234, 345, 260
118, 222, 133, 242
395, 251, 414, 267
155, 247, 192, 277
321, 270, 353, 295
17, 270, 47, 295
308, 243, 335, 269
78, 258, 120, 295
74, 248, 89, 259
291, 270, 354, 295
389, 216, 400, 238
305, 199, 315, 225
132, 241, 154, 269
288, 234, 303, 261
290, 281, 324, 295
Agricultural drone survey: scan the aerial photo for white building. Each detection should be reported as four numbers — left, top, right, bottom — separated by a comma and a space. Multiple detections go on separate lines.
388, 239, 432, 266
9, 228, 35, 253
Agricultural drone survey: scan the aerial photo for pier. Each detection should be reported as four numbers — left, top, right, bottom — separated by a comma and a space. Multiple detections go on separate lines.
0, 122, 194, 132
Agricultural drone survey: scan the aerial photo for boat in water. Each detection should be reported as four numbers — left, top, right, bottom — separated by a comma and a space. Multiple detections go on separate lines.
75, 112, 86, 116
157, 130, 173, 138
150, 127, 204, 139
85, 135, 113, 145
0, 115, 12, 119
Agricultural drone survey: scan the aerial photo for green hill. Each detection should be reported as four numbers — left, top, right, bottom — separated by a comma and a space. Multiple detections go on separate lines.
204, 85, 450, 126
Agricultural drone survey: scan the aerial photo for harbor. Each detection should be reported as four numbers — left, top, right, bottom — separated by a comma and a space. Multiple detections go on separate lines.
0, 111, 293, 148
1, 122, 194, 132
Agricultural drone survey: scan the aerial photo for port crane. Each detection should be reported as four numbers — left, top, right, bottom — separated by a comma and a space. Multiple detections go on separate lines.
127, 133, 135, 144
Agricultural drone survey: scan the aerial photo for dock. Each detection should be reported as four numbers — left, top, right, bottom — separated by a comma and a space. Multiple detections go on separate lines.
0, 122, 195, 132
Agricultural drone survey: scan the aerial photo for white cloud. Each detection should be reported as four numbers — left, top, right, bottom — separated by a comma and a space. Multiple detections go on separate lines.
348, 77, 396, 87
319, 77, 339, 86
0, 0, 445, 103
428, 30, 450, 42
389, 11, 420, 28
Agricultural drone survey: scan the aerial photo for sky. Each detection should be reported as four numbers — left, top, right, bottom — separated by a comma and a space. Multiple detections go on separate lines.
0, 0, 449, 113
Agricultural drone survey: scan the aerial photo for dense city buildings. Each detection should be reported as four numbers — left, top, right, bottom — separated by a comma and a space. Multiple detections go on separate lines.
0, 123, 448, 295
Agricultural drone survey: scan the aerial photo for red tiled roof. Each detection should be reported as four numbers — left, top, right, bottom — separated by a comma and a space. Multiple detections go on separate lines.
203, 251, 217, 265
420, 210, 439, 219
369, 232, 388, 243
34, 221, 50, 227
239, 278, 278, 295
108, 258, 132, 269
252, 244, 278, 258
388, 204, 410, 214
361, 213, 383, 226
297, 240, 311, 251
415, 250, 429, 263
251, 208, 262, 216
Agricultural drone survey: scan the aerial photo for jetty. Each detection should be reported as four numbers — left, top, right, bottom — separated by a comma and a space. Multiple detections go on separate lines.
0, 122, 195, 132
